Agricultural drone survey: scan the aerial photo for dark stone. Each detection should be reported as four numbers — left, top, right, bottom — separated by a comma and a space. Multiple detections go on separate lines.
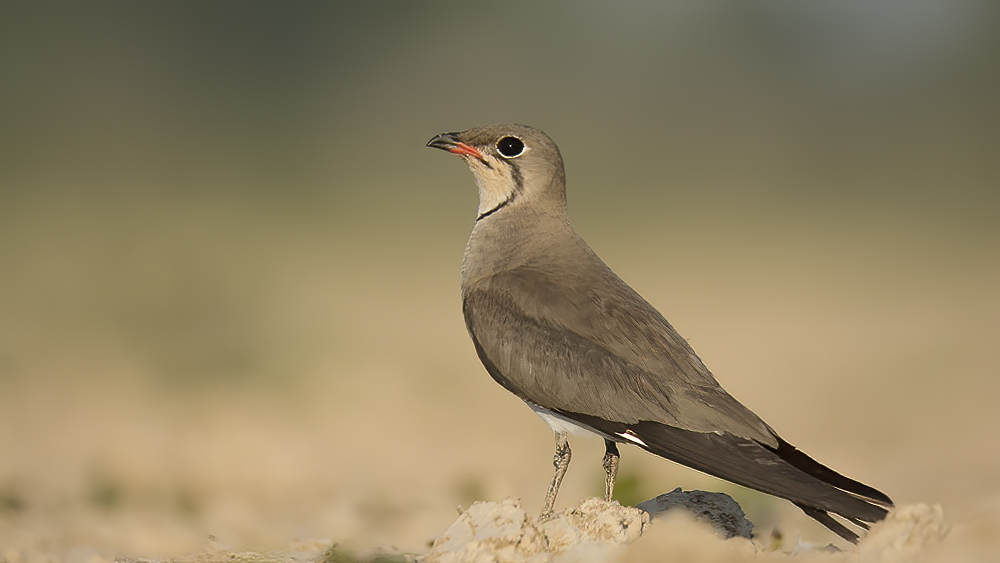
637, 488, 754, 540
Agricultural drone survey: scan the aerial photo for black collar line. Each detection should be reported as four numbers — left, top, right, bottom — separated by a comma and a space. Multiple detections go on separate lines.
476, 194, 514, 222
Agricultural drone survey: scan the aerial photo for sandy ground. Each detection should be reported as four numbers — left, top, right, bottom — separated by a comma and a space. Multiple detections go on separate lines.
1, 191, 998, 562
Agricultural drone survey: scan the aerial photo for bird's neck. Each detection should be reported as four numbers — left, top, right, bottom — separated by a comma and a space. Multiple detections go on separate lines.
461, 207, 581, 289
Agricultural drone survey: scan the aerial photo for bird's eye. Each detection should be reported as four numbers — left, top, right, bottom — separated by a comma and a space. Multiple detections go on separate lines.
496, 136, 525, 158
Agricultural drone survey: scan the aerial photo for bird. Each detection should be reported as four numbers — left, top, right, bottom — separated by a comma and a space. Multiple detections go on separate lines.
426, 123, 893, 543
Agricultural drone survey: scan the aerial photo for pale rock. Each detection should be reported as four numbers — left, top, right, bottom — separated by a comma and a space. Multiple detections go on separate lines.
423, 498, 648, 563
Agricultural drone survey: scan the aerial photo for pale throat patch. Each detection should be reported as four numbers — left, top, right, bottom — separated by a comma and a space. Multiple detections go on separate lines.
471, 158, 516, 216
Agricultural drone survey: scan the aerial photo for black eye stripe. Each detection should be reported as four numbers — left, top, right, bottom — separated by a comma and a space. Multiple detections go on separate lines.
497, 136, 525, 158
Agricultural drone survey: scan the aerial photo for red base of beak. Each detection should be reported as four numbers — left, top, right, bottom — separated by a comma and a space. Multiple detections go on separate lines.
449, 142, 484, 159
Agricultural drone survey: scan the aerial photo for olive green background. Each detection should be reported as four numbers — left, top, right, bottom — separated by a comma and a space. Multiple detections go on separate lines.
1, 2, 998, 560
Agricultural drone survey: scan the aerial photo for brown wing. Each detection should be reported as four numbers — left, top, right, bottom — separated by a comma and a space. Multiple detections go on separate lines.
462, 264, 777, 444
462, 265, 892, 543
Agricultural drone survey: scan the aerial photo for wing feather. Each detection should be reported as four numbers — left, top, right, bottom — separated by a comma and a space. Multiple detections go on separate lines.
463, 265, 776, 443
550, 411, 890, 543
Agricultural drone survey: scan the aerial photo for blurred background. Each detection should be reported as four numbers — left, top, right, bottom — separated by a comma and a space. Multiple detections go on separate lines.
1, 1, 998, 560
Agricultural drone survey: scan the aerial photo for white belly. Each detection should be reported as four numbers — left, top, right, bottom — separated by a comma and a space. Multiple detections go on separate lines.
528, 403, 647, 446
530, 404, 605, 438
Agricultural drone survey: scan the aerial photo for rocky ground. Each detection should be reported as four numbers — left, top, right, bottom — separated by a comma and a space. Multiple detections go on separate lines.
100, 497, 948, 563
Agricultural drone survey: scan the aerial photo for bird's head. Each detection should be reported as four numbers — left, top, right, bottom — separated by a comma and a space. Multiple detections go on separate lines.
427, 124, 566, 220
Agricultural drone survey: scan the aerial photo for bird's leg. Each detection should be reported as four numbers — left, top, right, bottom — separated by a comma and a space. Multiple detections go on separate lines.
603, 439, 620, 502
540, 432, 571, 520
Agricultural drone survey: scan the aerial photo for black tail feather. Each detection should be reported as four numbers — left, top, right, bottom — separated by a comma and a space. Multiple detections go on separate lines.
796, 503, 860, 544
768, 437, 894, 507
846, 516, 870, 531
554, 411, 892, 542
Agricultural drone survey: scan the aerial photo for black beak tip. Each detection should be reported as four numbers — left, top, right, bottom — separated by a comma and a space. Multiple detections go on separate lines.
426, 132, 460, 151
